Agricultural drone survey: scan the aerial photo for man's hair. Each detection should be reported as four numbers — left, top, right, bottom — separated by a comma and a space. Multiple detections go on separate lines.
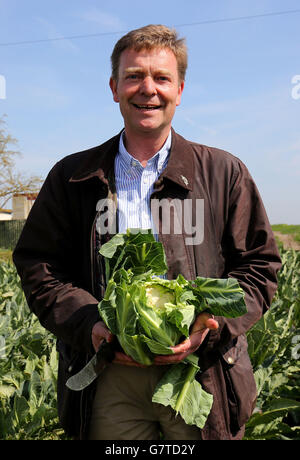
110, 24, 188, 83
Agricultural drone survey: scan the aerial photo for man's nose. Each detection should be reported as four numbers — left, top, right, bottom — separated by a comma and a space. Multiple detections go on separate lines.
140, 76, 157, 96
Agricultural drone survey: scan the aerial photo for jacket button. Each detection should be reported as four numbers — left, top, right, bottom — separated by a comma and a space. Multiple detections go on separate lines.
227, 357, 234, 364
68, 365, 73, 372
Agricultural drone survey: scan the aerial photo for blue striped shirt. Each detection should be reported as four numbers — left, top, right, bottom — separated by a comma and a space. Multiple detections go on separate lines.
114, 130, 171, 234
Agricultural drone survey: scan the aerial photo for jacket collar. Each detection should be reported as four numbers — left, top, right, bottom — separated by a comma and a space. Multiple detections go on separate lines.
70, 128, 194, 191
69, 132, 121, 184
162, 128, 194, 191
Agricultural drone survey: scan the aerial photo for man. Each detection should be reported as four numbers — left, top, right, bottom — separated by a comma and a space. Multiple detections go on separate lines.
13, 25, 281, 440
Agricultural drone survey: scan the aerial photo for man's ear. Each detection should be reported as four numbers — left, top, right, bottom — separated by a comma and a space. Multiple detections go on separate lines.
109, 77, 119, 103
176, 80, 185, 107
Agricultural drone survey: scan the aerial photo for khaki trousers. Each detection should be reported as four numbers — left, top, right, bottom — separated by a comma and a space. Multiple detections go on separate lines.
88, 363, 202, 440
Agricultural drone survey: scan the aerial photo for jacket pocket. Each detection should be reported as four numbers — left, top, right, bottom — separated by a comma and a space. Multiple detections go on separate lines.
219, 334, 257, 433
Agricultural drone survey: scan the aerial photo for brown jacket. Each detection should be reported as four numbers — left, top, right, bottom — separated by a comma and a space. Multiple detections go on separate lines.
13, 129, 282, 440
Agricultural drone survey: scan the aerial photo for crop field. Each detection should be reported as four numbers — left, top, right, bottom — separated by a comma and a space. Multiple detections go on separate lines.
272, 225, 300, 244
0, 242, 299, 440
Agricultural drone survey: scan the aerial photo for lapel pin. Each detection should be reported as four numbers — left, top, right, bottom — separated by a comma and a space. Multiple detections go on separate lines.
181, 175, 189, 186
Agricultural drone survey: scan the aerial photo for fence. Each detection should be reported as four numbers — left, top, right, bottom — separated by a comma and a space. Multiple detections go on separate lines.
0, 220, 26, 250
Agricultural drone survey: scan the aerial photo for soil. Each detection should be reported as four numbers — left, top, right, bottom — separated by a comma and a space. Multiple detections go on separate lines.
273, 231, 300, 250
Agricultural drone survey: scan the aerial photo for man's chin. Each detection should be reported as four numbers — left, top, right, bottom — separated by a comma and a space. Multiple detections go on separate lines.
124, 119, 171, 139
134, 120, 168, 134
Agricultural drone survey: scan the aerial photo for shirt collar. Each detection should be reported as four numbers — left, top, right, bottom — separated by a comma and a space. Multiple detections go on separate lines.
118, 130, 172, 172
70, 128, 193, 191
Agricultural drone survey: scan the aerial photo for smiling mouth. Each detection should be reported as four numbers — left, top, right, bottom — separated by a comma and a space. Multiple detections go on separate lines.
132, 103, 162, 110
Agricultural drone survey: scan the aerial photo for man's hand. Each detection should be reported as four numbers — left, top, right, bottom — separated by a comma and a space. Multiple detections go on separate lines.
153, 312, 219, 365
91, 321, 114, 352
92, 313, 219, 367
113, 351, 148, 367
91, 321, 147, 367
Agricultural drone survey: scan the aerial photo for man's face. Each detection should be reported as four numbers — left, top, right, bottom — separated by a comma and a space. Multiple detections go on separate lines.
110, 47, 184, 138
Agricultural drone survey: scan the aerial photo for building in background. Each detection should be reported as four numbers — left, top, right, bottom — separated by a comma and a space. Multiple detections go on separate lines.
0, 194, 38, 249
12, 193, 37, 220
0, 209, 12, 220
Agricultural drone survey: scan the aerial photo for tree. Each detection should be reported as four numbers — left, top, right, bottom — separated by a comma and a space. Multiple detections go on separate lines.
0, 115, 43, 209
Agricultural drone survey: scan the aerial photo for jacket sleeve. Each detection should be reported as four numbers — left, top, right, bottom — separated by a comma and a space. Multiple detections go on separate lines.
13, 160, 100, 355
210, 159, 282, 349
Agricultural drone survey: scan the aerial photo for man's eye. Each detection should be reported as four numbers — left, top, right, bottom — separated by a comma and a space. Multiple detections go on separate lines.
127, 75, 139, 80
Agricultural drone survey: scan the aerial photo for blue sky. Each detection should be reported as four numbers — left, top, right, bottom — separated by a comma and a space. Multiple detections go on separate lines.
0, 0, 299, 224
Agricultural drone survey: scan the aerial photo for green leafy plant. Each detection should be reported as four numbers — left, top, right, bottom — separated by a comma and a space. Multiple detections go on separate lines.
0, 262, 64, 440
98, 229, 247, 429
245, 246, 300, 440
